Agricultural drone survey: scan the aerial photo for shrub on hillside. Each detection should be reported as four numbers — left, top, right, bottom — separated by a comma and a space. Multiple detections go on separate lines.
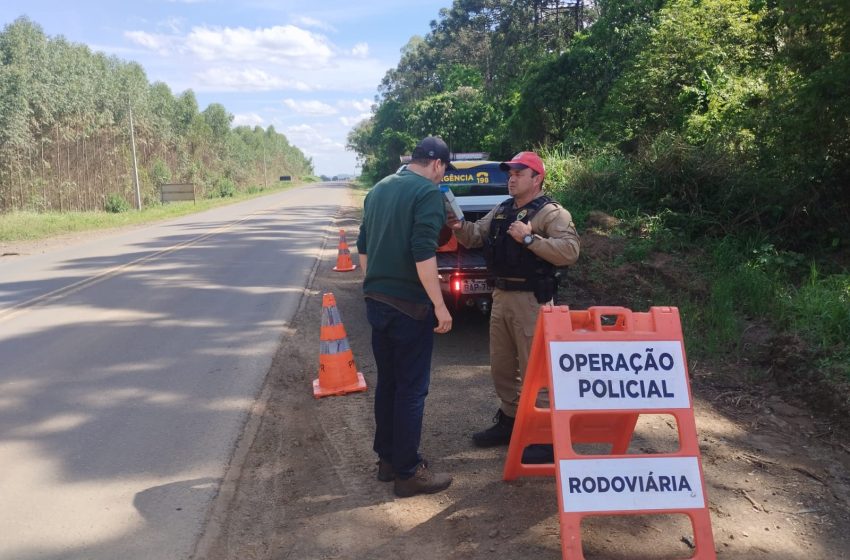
214, 177, 236, 198
105, 193, 130, 213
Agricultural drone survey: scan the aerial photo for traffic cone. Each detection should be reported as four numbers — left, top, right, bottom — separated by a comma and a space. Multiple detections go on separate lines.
332, 229, 357, 272
313, 292, 367, 398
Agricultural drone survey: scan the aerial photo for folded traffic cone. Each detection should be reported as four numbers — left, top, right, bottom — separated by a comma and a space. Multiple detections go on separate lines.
313, 293, 367, 398
333, 229, 357, 272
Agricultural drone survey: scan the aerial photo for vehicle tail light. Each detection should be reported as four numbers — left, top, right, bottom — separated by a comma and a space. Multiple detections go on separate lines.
452, 278, 462, 293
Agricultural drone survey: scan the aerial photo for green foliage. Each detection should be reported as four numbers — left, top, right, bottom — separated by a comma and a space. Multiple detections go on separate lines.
349, 0, 849, 244
356, 0, 596, 182
655, 235, 848, 379
0, 18, 313, 213
786, 268, 850, 351
342, 0, 850, 393
0, 182, 299, 241
212, 177, 236, 198
605, 0, 768, 144
149, 158, 172, 188
541, 145, 631, 220
202, 103, 234, 146
513, 0, 663, 147
104, 192, 130, 213
437, 63, 484, 91
408, 87, 497, 152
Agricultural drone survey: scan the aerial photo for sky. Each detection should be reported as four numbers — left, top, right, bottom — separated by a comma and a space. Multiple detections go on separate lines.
0, 0, 453, 177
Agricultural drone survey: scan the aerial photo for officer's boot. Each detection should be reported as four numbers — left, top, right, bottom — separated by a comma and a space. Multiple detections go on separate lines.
472, 409, 515, 447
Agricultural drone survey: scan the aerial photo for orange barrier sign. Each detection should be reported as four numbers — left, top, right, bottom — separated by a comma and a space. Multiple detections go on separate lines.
504, 306, 716, 560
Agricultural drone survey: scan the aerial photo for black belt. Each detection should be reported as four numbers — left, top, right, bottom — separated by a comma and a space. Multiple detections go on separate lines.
494, 278, 533, 291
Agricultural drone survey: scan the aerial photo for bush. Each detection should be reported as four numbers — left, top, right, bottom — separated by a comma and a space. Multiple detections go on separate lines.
214, 177, 236, 198
787, 269, 850, 352
105, 193, 130, 213
542, 146, 631, 228
150, 158, 172, 188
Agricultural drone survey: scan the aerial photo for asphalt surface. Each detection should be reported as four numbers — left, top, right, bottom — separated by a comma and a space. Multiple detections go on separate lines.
0, 183, 352, 560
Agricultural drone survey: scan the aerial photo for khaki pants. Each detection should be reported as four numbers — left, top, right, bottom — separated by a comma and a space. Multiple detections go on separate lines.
489, 289, 549, 417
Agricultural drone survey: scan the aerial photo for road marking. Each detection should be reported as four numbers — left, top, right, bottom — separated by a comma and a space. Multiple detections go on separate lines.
0, 208, 277, 323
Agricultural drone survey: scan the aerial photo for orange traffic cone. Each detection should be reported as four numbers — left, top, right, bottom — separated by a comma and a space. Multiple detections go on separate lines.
313, 293, 367, 398
333, 229, 357, 272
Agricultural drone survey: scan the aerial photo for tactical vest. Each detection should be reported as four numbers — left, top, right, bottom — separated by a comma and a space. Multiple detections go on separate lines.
483, 195, 556, 282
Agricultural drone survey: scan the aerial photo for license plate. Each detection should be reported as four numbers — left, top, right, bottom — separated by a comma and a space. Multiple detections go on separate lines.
462, 278, 492, 294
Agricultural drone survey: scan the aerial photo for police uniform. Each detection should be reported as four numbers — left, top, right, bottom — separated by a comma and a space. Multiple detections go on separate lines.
454, 194, 580, 418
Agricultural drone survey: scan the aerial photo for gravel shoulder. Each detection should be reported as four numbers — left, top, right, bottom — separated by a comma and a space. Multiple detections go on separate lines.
198, 202, 850, 560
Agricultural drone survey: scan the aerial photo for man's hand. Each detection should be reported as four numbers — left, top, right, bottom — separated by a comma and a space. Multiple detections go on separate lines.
447, 213, 463, 230
433, 303, 453, 334
415, 257, 453, 334
507, 220, 532, 243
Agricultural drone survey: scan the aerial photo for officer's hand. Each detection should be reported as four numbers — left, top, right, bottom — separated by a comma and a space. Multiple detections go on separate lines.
447, 214, 463, 230
507, 220, 532, 242
433, 304, 453, 334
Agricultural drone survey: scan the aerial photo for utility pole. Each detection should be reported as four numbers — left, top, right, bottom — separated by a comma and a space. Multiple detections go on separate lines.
262, 130, 269, 189
128, 101, 142, 210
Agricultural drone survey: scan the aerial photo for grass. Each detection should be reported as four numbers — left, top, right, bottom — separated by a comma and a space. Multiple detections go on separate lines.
542, 146, 850, 386
786, 268, 850, 354
351, 176, 373, 192
670, 238, 848, 381
0, 182, 300, 243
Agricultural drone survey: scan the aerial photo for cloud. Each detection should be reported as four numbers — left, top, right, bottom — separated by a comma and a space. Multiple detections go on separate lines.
292, 16, 337, 33
123, 22, 389, 94
336, 98, 373, 127
158, 17, 185, 34
124, 31, 173, 55
285, 124, 344, 153
232, 113, 265, 127
339, 114, 371, 127
195, 67, 314, 92
300, 57, 389, 93
337, 98, 374, 112
282, 99, 338, 116
187, 25, 334, 67
350, 42, 369, 57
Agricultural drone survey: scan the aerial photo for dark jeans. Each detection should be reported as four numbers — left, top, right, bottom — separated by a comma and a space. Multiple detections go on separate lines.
366, 298, 435, 479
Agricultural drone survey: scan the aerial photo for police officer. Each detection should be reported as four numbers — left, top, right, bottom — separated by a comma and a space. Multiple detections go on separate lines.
449, 151, 580, 462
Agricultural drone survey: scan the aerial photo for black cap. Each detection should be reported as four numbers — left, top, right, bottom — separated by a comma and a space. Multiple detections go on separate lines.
411, 136, 456, 170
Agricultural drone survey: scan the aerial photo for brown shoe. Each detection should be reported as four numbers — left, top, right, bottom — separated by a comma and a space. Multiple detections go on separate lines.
376, 459, 394, 482
393, 462, 452, 498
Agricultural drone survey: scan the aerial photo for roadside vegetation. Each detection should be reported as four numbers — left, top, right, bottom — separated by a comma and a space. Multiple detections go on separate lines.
349, 1, 849, 417
0, 182, 297, 242
0, 18, 313, 215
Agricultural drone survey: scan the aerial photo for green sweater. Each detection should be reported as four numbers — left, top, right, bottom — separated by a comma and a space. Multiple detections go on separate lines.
357, 168, 446, 303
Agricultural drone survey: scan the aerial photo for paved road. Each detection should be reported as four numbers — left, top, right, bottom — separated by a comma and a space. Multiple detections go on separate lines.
0, 183, 353, 560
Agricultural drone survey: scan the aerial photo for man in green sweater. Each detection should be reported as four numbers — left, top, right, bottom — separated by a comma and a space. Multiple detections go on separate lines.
356, 136, 455, 498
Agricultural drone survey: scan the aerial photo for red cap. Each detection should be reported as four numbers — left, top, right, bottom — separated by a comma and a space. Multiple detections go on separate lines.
499, 151, 545, 178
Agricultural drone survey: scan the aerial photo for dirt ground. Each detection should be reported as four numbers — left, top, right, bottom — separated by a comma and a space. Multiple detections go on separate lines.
197, 202, 850, 560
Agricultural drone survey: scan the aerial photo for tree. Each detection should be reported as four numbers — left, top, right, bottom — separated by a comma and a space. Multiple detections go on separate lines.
512, 0, 662, 147
408, 87, 497, 152
0, 17, 313, 211
201, 103, 233, 146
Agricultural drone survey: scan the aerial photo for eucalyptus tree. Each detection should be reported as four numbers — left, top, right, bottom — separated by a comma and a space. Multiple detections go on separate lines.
0, 18, 315, 211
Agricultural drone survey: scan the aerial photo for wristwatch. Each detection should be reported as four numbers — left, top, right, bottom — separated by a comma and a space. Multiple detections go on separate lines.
522, 233, 535, 247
